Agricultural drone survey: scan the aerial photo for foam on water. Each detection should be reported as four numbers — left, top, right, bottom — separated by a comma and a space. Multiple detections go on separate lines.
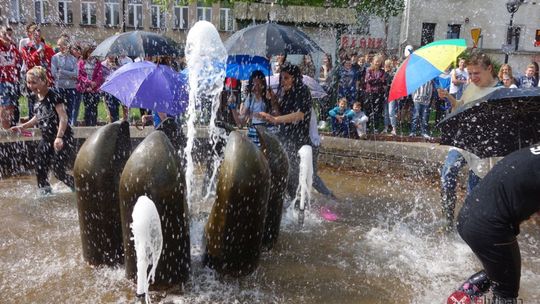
3, 173, 540, 303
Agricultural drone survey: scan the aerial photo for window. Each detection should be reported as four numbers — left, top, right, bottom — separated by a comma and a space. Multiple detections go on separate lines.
58, 0, 73, 24
447, 24, 461, 39
197, 6, 211, 22
421, 22, 436, 46
34, 0, 50, 24
151, 1, 166, 29
174, 1, 188, 29
105, 0, 120, 27
81, 1, 97, 25
219, 8, 233, 31
9, 0, 23, 23
507, 26, 521, 50
127, 0, 143, 29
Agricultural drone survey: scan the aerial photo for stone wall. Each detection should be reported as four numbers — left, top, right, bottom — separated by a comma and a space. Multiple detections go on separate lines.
1, 127, 452, 181
318, 135, 450, 180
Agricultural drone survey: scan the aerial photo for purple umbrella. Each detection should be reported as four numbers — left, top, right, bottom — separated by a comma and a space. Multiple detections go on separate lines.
101, 61, 188, 115
266, 74, 327, 99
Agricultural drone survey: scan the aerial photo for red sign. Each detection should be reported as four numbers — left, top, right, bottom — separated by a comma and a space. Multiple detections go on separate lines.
535, 29, 540, 47
340, 35, 385, 50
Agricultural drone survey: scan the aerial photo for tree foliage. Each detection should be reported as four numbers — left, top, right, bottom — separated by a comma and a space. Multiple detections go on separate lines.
348, 0, 404, 21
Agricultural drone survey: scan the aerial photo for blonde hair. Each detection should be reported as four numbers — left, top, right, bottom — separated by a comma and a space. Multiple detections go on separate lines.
497, 64, 513, 81
27, 66, 49, 85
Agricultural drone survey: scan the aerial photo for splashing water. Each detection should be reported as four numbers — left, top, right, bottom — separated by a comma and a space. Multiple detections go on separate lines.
184, 21, 227, 208
131, 196, 163, 304
292, 145, 314, 225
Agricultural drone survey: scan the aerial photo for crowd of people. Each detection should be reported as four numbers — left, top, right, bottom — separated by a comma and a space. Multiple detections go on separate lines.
320, 49, 539, 140
0, 23, 188, 130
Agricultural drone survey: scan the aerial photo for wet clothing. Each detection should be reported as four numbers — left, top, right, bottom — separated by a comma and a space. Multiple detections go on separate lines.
276, 83, 312, 198
33, 89, 75, 189
244, 95, 268, 146
277, 84, 312, 147
457, 145, 540, 300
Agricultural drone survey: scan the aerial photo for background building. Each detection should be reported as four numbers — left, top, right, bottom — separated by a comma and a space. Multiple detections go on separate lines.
2, 0, 240, 46
1, 1, 399, 69
400, 0, 540, 73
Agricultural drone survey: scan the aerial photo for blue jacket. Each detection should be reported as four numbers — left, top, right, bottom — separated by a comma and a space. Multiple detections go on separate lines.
328, 106, 349, 118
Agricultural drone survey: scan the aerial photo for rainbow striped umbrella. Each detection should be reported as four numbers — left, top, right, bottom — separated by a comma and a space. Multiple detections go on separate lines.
388, 39, 467, 102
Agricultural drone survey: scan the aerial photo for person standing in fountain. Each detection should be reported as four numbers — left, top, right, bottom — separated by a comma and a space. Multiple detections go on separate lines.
259, 63, 313, 201
437, 52, 502, 231
449, 144, 540, 304
10, 66, 74, 194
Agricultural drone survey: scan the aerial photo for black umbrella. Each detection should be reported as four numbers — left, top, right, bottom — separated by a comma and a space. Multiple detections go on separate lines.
438, 87, 540, 158
224, 23, 323, 57
91, 31, 183, 58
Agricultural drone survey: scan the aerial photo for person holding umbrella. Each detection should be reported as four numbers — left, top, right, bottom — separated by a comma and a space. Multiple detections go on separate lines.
437, 52, 503, 231
228, 70, 274, 146
258, 63, 313, 201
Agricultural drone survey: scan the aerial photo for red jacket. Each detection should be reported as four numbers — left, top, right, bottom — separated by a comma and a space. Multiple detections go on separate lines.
21, 41, 55, 84
0, 42, 21, 83
77, 58, 104, 93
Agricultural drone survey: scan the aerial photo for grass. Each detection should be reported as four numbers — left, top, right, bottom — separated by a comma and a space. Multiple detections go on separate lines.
18, 95, 143, 124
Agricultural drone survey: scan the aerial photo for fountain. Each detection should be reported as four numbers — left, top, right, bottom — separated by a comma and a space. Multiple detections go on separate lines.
184, 20, 227, 207
131, 196, 163, 304
2, 21, 540, 304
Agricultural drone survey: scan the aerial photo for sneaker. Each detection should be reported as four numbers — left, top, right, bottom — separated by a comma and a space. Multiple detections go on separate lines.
391, 128, 397, 136
408, 133, 415, 137
422, 133, 431, 139
382, 127, 388, 133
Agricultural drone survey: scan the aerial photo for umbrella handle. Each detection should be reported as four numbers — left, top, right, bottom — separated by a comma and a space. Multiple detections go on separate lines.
135, 120, 146, 131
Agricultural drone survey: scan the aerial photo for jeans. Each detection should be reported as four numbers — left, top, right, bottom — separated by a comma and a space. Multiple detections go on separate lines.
56, 88, 78, 126
364, 92, 384, 133
311, 145, 334, 197
387, 100, 398, 129
330, 116, 350, 137
457, 207, 520, 300
36, 136, 75, 189
104, 93, 121, 122
82, 92, 101, 126
440, 149, 481, 225
71, 92, 82, 126
410, 102, 430, 135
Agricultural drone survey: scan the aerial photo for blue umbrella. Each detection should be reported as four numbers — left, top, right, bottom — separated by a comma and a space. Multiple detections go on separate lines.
226, 55, 271, 80
101, 61, 188, 115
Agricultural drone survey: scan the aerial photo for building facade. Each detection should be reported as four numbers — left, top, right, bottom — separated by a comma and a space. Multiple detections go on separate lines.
1, 0, 400, 66
1, 0, 237, 45
400, 0, 540, 72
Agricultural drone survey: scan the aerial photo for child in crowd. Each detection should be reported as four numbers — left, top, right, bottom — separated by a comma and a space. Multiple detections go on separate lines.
348, 101, 368, 139
328, 98, 350, 137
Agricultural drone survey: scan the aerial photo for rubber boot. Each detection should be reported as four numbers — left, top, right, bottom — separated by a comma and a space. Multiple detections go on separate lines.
459, 270, 491, 299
